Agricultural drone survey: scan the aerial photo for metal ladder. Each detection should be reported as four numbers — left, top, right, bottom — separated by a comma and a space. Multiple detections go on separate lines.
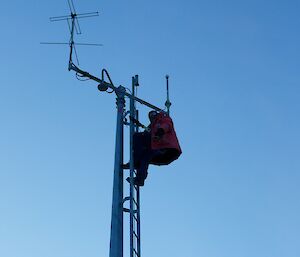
123, 75, 141, 257
123, 171, 141, 257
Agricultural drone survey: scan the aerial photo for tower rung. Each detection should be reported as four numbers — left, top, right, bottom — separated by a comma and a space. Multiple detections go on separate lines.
133, 231, 139, 240
123, 208, 130, 213
123, 208, 138, 214
123, 196, 130, 203
133, 248, 140, 257
133, 214, 138, 221
132, 197, 139, 207
123, 196, 139, 208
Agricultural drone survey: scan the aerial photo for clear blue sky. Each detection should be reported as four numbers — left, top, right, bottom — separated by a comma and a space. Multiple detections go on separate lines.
1, 1, 299, 257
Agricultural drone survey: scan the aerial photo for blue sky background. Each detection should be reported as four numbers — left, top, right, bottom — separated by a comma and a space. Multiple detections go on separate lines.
0, 0, 299, 257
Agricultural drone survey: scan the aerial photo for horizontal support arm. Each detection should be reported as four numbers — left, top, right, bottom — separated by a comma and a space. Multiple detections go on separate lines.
69, 63, 163, 112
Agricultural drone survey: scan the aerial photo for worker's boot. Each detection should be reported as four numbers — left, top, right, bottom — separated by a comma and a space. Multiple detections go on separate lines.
134, 177, 144, 187
121, 163, 130, 169
126, 177, 144, 187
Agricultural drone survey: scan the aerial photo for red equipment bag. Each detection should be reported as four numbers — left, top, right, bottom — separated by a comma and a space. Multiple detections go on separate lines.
150, 112, 182, 165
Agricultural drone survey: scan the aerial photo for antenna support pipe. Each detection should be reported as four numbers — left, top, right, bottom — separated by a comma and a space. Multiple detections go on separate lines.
69, 63, 163, 112
109, 86, 126, 257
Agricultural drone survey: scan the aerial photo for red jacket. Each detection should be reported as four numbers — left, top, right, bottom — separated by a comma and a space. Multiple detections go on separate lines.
150, 112, 182, 164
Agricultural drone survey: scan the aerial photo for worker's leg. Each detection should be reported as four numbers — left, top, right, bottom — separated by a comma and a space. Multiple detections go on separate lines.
135, 149, 162, 186
135, 151, 152, 185
133, 131, 151, 168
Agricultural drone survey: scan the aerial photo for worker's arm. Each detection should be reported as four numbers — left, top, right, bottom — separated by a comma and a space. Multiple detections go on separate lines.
129, 116, 146, 129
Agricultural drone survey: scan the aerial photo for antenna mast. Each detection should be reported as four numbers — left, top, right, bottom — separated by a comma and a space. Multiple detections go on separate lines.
43, 2, 168, 257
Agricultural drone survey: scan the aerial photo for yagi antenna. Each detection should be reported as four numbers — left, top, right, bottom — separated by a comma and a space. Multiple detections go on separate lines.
41, 0, 101, 67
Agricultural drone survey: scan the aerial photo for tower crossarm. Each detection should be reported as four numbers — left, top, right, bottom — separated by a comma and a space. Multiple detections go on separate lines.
69, 63, 163, 112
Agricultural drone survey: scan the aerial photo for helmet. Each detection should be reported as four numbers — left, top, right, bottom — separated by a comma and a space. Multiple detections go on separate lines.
148, 110, 158, 122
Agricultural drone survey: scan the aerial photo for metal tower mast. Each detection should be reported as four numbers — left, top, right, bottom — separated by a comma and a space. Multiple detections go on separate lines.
123, 75, 142, 257
43, 2, 169, 257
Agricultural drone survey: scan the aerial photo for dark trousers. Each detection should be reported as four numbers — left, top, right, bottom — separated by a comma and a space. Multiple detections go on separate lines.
133, 132, 156, 183
133, 132, 178, 183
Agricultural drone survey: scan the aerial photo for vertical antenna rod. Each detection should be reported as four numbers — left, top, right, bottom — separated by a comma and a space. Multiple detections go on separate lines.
68, 13, 76, 68
165, 75, 171, 115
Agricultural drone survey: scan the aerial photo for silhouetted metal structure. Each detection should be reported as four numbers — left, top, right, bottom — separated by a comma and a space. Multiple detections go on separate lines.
43, 2, 171, 257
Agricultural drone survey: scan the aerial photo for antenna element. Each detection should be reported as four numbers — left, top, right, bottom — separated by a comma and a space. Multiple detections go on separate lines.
41, 0, 100, 68
165, 75, 171, 115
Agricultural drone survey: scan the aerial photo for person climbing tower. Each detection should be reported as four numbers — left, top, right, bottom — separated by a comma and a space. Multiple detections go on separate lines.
124, 110, 181, 186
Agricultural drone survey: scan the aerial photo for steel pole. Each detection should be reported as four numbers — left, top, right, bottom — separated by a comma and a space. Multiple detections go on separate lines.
134, 77, 142, 257
109, 86, 126, 257
129, 77, 135, 257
